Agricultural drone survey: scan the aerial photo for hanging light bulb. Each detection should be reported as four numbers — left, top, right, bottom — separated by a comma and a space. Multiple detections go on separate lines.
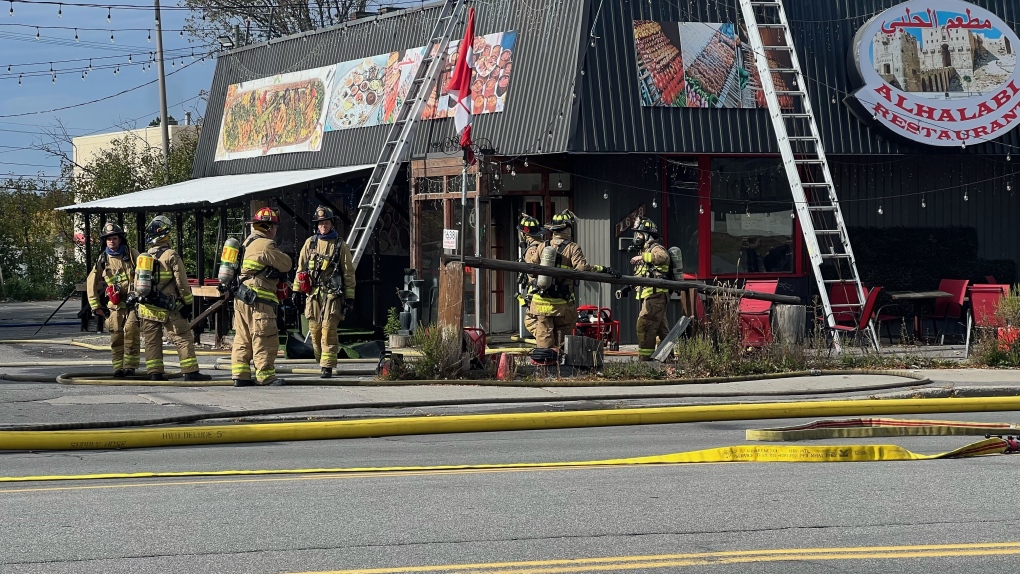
107, 7, 111, 23
18, 74, 22, 85
603, 191, 609, 200
557, 178, 563, 189
81, 71, 85, 80
493, 172, 499, 180
961, 141, 967, 149
1008, 154, 1012, 162
88, 59, 91, 71
746, 204, 751, 218
790, 211, 796, 219
831, 96, 837, 104
147, 30, 151, 42
877, 205, 883, 215
699, 205, 704, 215
74, 28, 78, 41
964, 191, 969, 201
524, 158, 529, 167
1009, 183, 1013, 192
110, 32, 114, 42
128, 54, 132, 63
652, 197, 658, 208
511, 168, 516, 177
58, 4, 62, 17
921, 196, 926, 208
180, 30, 184, 38
35, 27, 40, 40
52, 74, 56, 83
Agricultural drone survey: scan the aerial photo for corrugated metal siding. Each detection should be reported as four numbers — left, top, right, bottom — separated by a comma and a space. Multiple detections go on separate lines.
193, 0, 586, 178
833, 155, 1020, 263
577, 0, 1020, 155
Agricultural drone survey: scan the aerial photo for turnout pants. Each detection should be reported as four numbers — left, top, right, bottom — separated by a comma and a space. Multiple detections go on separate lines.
140, 310, 199, 374
637, 292, 670, 359
531, 306, 578, 349
231, 299, 280, 384
108, 307, 140, 371
306, 293, 343, 368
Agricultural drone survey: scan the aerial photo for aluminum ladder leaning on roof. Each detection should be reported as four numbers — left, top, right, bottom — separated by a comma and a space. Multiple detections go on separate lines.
738, 0, 877, 352
346, 0, 467, 267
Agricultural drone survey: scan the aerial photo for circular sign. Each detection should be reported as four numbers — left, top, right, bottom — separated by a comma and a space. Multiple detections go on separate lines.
848, 0, 1020, 146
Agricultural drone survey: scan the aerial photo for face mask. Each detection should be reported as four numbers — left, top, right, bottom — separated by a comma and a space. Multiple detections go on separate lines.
633, 232, 646, 247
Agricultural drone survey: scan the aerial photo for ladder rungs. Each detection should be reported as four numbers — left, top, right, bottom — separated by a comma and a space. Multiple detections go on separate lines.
762, 45, 793, 51
782, 113, 812, 118
795, 159, 825, 164
756, 24, 786, 28
774, 90, 805, 96
788, 136, 817, 141
802, 182, 829, 187
821, 254, 852, 259
814, 230, 842, 234
806, 206, 838, 211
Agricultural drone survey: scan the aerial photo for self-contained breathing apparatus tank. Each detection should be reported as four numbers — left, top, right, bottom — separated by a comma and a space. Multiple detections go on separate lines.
217, 237, 241, 287
668, 247, 685, 281
535, 244, 558, 290
134, 252, 154, 298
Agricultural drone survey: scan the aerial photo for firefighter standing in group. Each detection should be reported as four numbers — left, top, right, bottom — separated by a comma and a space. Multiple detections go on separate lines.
133, 215, 212, 381
525, 209, 617, 359
296, 205, 356, 379
515, 213, 546, 339
86, 222, 140, 377
629, 217, 671, 360
230, 207, 293, 386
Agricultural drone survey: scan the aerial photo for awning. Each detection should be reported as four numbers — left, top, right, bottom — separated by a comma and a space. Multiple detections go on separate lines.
58, 165, 374, 212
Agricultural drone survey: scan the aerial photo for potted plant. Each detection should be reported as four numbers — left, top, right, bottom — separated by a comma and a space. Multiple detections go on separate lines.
384, 307, 409, 348
995, 286, 1020, 349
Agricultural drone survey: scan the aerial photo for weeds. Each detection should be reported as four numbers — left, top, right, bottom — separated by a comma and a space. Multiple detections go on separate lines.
379, 324, 467, 380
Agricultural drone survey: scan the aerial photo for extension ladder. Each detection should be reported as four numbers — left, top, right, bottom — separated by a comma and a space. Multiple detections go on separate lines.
346, 0, 467, 267
738, 0, 877, 351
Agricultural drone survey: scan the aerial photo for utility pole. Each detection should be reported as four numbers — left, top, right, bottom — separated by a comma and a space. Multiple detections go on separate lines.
154, 0, 170, 176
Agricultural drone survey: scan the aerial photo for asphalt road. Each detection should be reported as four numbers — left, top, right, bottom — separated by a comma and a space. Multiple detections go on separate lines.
3, 413, 1020, 573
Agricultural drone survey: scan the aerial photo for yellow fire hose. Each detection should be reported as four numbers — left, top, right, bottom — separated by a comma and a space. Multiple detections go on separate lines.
747, 417, 1020, 441
4, 396, 1020, 451
0, 437, 1009, 484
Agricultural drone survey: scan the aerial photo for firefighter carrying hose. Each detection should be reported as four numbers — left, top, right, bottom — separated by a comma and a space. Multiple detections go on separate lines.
230, 207, 293, 386
515, 213, 546, 339
86, 222, 140, 377
131, 215, 212, 381
296, 206, 356, 379
525, 209, 618, 363
629, 217, 671, 360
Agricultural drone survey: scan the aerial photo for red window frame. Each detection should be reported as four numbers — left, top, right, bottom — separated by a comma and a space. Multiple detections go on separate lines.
660, 154, 806, 281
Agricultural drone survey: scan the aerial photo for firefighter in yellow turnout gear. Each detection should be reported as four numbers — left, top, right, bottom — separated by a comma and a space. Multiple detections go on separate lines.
629, 217, 671, 360
296, 206, 356, 379
231, 207, 293, 386
135, 215, 212, 381
525, 210, 617, 359
515, 214, 546, 339
86, 222, 140, 377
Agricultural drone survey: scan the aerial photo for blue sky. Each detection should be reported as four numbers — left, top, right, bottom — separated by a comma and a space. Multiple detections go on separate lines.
0, 1, 216, 180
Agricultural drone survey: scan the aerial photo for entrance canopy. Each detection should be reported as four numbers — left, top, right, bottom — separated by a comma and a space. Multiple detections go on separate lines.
58, 165, 373, 213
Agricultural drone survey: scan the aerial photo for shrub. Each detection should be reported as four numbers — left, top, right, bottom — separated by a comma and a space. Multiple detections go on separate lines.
380, 324, 466, 380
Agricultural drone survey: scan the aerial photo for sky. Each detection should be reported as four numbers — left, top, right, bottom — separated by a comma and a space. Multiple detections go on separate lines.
0, 0, 217, 181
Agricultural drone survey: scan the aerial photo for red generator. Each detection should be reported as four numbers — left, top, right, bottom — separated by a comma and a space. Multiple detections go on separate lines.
574, 305, 620, 351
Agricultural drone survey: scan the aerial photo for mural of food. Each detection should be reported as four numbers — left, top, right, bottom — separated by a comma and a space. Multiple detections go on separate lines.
215, 65, 334, 161
634, 20, 686, 106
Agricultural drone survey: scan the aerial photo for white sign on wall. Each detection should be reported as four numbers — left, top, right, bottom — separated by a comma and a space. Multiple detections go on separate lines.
442, 229, 459, 250
847, 0, 1020, 146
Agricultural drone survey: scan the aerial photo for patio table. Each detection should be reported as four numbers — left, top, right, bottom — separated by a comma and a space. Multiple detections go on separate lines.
887, 290, 952, 342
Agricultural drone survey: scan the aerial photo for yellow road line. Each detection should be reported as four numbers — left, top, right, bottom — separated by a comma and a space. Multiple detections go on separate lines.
0, 438, 1007, 485
288, 542, 1020, 574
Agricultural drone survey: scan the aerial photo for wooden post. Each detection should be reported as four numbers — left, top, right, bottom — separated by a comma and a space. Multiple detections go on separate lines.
439, 261, 465, 334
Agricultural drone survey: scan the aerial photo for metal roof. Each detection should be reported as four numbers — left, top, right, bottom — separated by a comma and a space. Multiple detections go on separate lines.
58, 165, 373, 212
192, 0, 587, 178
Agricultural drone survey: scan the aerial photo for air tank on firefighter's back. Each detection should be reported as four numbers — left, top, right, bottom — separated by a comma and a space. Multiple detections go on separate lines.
134, 252, 154, 297
217, 237, 241, 286
535, 244, 558, 290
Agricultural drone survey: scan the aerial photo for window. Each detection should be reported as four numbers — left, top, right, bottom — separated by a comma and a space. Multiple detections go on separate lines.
663, 158, 699, 274
710, 158, 795, 275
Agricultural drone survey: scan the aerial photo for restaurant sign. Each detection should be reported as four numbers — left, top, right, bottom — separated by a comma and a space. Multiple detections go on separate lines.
848, 0, 1020, 146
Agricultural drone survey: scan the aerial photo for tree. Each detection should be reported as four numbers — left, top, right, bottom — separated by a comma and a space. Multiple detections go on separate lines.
0, 177, 76, 300
148, 115, 179, 127
180, 0, 371, 46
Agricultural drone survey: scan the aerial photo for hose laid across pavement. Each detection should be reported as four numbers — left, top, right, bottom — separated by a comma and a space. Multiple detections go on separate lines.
4, 396, 1020, 451
1, 437, 1009, 483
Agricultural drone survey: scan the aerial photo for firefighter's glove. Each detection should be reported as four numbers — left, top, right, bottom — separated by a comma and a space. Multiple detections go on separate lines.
515, 293, 528, 307
179, 304, 193, 321
343, 298, 356, 317
124, 293, 139, 310
597, 266, 622, 279
93, 307, 108, 318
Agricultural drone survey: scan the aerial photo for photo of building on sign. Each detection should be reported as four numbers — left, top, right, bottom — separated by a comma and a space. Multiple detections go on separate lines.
871, 8, 1016, 98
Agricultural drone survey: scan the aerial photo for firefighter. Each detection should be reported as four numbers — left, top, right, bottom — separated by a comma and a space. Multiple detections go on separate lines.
629, 217, 671, 360
86, 222, 140, 377
525, 209, 617, 360
231, 207, 293, 386
515, 213, 546, 339
296, 206, 356, 378
135, 215, 212, 381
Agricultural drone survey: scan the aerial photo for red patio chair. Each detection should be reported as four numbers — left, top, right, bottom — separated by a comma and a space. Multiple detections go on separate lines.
965, 284, 1010, 356
827, 282, 900, 343
922, 279, 969, 344
832, 286, 883, 351
740, 280, 778, 348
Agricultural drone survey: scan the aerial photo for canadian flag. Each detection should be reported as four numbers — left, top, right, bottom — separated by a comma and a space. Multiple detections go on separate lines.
446, 7, 476, 164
